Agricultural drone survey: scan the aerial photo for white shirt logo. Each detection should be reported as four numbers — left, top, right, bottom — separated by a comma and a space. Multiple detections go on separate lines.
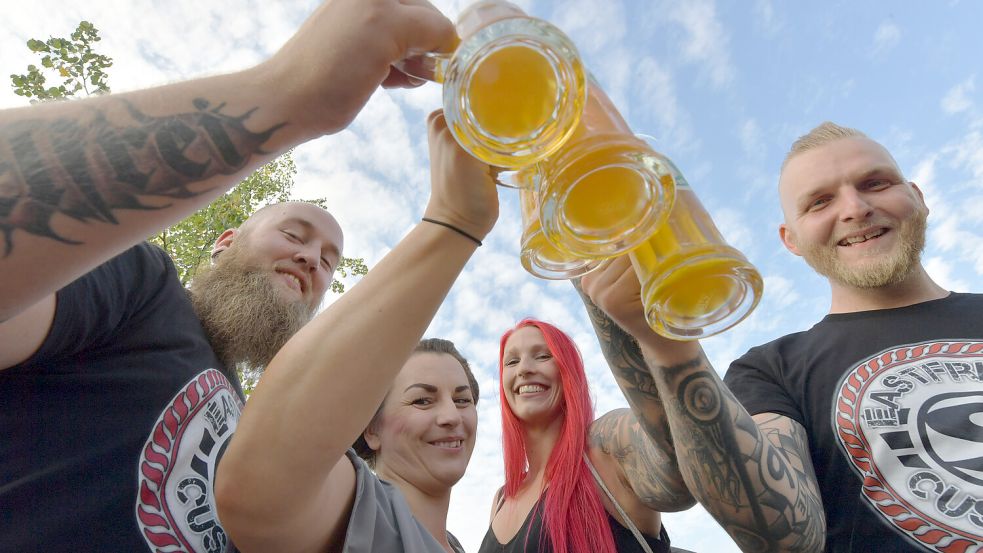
834, 341, 983, 551
135, 369, 243, 552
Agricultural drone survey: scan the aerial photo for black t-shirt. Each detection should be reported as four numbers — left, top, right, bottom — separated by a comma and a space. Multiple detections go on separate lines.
0, 243, 244, 553
725, 293, 983, 552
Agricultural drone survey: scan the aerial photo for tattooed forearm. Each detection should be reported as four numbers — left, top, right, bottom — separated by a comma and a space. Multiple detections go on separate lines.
654, 358, 825, 553
576, 285, 693, 509
0, 98, 285, 255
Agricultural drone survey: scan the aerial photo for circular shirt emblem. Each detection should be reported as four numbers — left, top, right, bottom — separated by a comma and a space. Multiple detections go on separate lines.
834, 341, 983, 552
136, 369, 243, 553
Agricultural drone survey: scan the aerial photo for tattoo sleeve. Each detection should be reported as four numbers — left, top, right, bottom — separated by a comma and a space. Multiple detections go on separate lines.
652, 356, 826, 553
0, 98, 284, 255
576, 285, 695, 511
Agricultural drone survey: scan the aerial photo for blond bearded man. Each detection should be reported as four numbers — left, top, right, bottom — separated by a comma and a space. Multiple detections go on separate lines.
580, 123, 982, 552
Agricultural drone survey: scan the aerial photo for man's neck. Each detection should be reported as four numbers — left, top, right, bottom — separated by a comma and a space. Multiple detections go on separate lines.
828, 265, 948, 314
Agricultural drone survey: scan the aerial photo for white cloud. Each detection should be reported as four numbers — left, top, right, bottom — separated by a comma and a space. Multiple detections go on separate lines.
944, 128, 983, 181
763, 274, 802, 310
739, 118, 766, 161
872, 21, 901, 56
913, 131, 983, 278
547, 0, 634, 119
942, 76, 976, 115
549, 0, 627, 56
631, 56, 697, 154
391, 83, 444, 117
753, 0, 783, 35
665, 0, 735, 87
924, 256, 972, 292
710, 206, 756, 254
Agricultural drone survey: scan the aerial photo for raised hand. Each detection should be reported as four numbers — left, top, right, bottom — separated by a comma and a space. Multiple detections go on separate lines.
423, 109, 499, 244
265, 0, 457, 136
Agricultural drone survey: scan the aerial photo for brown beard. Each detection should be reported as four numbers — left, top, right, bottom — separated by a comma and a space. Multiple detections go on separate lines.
188, 243, 315, 372
798, 207, 928, 289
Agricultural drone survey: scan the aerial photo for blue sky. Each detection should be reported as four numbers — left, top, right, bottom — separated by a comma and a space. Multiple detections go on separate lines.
3, 1, 981, 551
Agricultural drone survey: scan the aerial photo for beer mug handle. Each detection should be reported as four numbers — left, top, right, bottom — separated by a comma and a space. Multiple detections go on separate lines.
394, 52, 452, 84
492, 168, 537, 190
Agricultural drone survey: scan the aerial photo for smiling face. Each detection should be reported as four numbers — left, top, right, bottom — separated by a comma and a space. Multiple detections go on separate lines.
188, 203, 343, 369
778, 137, 929, 290
501, 326, 565, 428
227, 202, 344, 312
364, 352, 478, 495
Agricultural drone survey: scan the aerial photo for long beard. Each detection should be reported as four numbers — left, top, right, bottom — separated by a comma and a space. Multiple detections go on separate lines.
798, 208, 928, 289
188, 244, 315, 372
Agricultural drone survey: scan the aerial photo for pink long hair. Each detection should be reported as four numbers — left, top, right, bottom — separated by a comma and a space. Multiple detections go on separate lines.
498, 319, 616, 553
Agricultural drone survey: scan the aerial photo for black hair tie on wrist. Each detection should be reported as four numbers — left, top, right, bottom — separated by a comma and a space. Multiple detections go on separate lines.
422, 217, 482, 247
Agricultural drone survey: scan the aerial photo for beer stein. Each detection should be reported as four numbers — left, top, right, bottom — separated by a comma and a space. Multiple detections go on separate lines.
629, 158, 763, 340
397, 0, 586, 168
518, 170, 600, 279
537, 81, 676, 258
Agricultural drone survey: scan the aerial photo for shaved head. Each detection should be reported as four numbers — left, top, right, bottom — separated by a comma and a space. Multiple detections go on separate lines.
192, 201, 344, 370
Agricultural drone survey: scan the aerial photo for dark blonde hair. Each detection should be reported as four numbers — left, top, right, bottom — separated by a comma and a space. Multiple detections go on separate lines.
782, 121, 867, 170
353, 338, 479, 466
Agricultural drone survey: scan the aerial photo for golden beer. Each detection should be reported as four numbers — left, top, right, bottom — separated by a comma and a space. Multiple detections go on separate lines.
630, 172, 762, 340
432, 1, 586, 168
518, 172, 599, 279
538, 81, 675, 257
466, 45, 558, 140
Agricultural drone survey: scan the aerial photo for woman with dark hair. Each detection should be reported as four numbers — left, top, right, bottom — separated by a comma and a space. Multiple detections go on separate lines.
345, 337, 480, 553
479, 317, 695, 553
352, 338, 480, 467
216, 109, 499, 553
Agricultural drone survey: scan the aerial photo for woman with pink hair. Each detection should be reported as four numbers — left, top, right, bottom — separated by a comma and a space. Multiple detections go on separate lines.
478, 316, 694, 553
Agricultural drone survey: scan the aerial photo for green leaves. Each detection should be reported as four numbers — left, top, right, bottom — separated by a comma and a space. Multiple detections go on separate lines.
10, 20, 112, 103
332, 256, 368, 293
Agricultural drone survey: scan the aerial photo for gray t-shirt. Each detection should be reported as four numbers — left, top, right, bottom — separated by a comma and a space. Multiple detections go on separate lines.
343, 450, 465, 553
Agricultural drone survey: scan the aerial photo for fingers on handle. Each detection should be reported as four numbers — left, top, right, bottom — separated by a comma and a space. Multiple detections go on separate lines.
396, 4, 458, 56
382, 66, 428, 89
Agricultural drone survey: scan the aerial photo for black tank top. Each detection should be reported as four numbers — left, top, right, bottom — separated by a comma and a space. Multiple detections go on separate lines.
476, 496, 671, 553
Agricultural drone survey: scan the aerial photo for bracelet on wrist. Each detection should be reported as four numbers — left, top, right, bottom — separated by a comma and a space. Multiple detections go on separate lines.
421, 217, 483, 247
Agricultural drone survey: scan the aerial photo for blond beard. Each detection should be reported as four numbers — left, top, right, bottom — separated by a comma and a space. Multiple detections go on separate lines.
797, 209, 928, 289
188, 243, 316, 372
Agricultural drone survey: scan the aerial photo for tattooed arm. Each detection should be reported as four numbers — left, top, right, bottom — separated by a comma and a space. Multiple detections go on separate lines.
577, 283, 695, 512
644, 352, 825, 553
0, 89, 286, 321
580, 257, 826, 553
0, 0, 455, 322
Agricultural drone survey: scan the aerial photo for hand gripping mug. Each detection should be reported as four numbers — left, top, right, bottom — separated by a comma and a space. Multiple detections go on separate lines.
536, 79, 676, 258
517, 169, 600, 280
629, 157, 763, 340
397, 0, 586, 168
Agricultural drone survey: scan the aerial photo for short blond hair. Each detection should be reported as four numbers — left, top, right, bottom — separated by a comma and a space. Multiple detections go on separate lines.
782, 122, 867, 170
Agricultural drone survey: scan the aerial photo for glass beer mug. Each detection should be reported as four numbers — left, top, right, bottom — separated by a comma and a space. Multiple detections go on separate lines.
537, 80, 676, 258
397, 0, 586, 168
629, 157, 763, 340
518, 170, 600, 280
